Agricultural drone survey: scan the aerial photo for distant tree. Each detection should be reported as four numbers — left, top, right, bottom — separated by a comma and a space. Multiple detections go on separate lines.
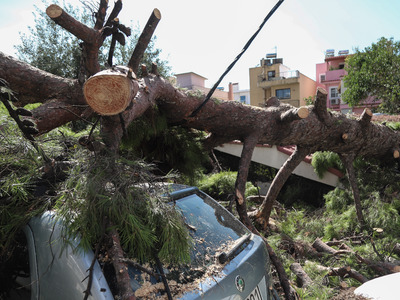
15, 0, 85, 78
343, 37, 400, 114
15, 0, 171, 79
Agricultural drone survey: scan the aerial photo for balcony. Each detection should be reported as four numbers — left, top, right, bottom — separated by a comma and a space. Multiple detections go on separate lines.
258, 70, 300, 88
324, 69, 346, 82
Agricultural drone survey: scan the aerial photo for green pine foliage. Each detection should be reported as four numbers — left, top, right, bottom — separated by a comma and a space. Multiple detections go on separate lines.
0, 106, 51, 253
197, 171, 258, 201
121, 109, 209, 183
311, 151, 345, 179
54, 153, 191, 264
386, 121, 400, 131
1, 100, 191, 265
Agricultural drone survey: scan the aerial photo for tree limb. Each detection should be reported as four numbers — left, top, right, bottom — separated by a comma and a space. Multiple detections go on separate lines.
290, 262, 312, 288
107, 229, 136, 300
235, 134, 260, 231
340, 154, 365, 227
256, 146, 310, 225
46, 4, 99, 44
128, 9, 162, 73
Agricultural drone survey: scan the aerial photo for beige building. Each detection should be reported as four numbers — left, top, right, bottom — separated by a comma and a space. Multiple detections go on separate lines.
249, 56, 316, 107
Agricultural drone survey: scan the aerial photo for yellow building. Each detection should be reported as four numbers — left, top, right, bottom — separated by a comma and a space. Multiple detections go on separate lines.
249, 57, 316, 107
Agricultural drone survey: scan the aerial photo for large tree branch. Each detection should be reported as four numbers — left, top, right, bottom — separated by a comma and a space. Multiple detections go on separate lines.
94, 0, 109, 30
235, 134, 260, 230
255, 146, 310, 224
128, 9, 162, 73
46, 4, 99, 43
0, 52, 84, 106
32, 99, 90, 133
46, 4, 103, 75
2, 56, 400, 163
46, 4, 100, 44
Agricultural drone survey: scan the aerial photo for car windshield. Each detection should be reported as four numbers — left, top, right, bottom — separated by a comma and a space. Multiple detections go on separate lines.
126, 188, 251, 297
175, 191, 249, 268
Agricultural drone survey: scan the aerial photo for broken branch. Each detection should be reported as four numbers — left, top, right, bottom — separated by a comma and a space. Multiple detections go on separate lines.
46, 4, 98, 43
290, 262, 312, 288
128, 9, 162, 73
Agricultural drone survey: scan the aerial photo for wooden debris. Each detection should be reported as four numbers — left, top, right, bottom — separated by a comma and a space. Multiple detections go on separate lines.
290, 262, 312, 288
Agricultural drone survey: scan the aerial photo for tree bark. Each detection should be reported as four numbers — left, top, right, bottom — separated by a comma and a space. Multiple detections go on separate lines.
128, 9, 162, 73
290, 262, 313, 288
263, 237, 299, 300
256, 146, 310, 224
46, 4, 102, 76
312, 238, 352, 256
235, 134, 260, 231
313, 263, 369, 284
340, 153, 365, 227
355, 253, 400, 275
108, 229, 136, 300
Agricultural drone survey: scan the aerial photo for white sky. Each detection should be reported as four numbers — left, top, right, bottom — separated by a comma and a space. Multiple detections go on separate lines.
1, 0, 400, 90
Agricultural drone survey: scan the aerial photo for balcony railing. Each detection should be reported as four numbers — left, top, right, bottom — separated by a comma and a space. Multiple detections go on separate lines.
324, 69, 346, 82
258, 70, 299, 82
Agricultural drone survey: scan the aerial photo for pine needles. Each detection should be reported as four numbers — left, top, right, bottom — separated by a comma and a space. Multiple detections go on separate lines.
54, 153, 191, 264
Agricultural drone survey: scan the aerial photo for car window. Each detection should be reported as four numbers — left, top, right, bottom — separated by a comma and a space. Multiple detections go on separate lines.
123, 189, 251, 298
175, 191, 249, 269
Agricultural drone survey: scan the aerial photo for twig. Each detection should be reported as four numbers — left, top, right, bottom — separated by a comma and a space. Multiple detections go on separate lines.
119, 258, 162, 281
83, 218, 106, 300
370, 237, 385, 261
155, 255, 172, 300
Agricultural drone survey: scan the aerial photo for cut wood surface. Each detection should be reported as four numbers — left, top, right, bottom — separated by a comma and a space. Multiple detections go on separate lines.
83, 67, 139, 115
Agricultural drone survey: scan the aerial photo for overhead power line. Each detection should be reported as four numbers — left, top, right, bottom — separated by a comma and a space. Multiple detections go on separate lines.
189, 0, 285, 118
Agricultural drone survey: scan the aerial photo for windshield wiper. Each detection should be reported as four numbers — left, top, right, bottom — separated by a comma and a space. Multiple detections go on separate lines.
217, 234, 251, 264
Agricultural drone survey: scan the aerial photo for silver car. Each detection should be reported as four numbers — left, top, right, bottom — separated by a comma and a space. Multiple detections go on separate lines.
6, 186, 277, 299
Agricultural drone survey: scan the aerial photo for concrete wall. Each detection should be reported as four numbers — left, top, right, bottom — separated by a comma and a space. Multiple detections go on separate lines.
299, 74, 317, 106
175, 72, 207, 89
215, 142, 341, 187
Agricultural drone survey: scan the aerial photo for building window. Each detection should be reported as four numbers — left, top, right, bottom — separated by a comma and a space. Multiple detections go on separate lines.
240, 95, 246, 103
339, 63, 345, 69
267, 71, 275, 79
330, 87, 339, 99
276, 88, 291, 99
320, 74, 326, 82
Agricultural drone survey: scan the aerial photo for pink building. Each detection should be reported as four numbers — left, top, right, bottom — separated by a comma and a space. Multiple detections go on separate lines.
316, 50, 379, 114
173, 72, 234, 101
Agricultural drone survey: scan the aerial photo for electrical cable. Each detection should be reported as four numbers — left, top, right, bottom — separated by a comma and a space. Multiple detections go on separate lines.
189, 0, 285, 117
